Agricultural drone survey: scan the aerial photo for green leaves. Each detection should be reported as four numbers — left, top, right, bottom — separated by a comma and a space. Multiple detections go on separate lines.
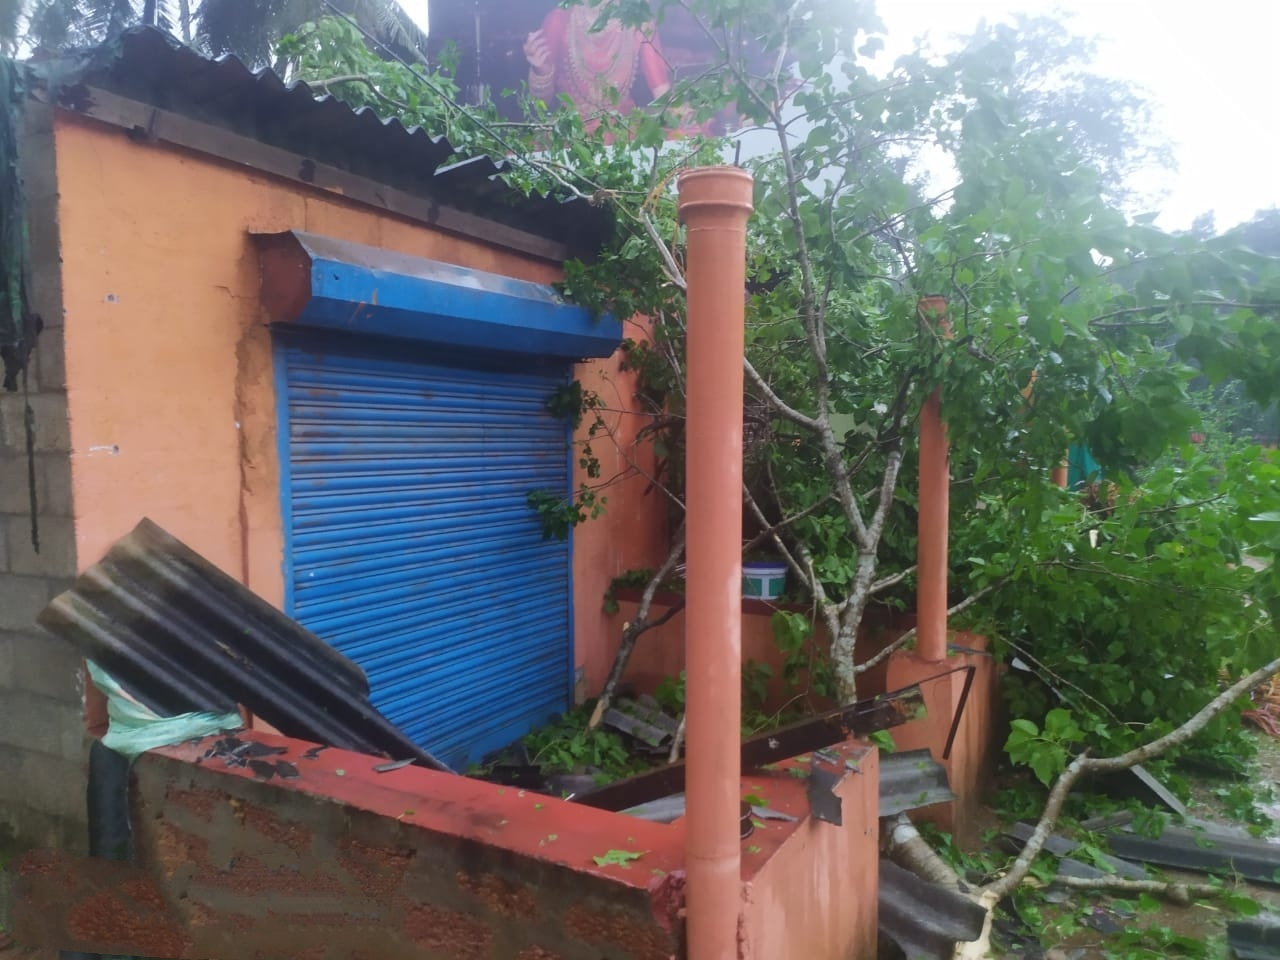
868, 730, 897, 755
526, 486, 606, 541
520, 704, 647, 783
1004, 709, 1083, 786
592, 849, 645, 868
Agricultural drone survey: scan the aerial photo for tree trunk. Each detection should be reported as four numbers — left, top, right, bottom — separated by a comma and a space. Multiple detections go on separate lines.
883, 814, 964, 890
586, 532, 686, 731
832, 622, 859, 703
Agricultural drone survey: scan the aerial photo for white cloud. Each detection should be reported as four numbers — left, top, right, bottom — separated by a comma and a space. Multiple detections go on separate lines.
399, 0, 431, 37
874, 0, 1280, 230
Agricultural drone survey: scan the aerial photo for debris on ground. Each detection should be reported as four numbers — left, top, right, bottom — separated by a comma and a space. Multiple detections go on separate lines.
1244, 675, 1280, 738
1087, 763, 1189, 817
197, 734, 300, 782
1095, 818, 1280, 885
878, 857, 986, 960
1008, 656, 1188, 815
999, 821, 1147, 881
601, 695, 682, 753
1228, 915, 1280, 960
576, 681, 929, 811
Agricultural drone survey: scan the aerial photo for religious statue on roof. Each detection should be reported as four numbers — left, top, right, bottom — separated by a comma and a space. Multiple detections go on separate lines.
522, 1, 672, 117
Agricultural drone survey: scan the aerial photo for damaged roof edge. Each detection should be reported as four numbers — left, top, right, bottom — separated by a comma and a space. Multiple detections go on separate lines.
28, 26, 614, 262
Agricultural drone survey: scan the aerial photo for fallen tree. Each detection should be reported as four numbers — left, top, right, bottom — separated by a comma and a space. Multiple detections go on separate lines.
934, 656, 1280, 957
287, 2, 1280, 942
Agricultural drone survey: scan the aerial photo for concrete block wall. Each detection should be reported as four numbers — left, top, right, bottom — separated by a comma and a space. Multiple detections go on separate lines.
118, 739, 684, 960
11, 731, 886, 959
0, 97, 87, 884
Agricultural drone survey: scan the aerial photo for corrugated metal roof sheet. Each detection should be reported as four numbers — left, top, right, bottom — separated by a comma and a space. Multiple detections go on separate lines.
1229, 918, 1280, 960
878, 749, 957, 818
878, 858, 986, 960
1100, 821, 1280, 886
1003, 821, 1147, 880
37, 26, 611, 257
38, 517, 453, 772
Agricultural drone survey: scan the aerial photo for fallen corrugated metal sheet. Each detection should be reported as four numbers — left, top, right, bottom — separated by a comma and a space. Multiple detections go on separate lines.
1229, 917, 1280, 960
878, 858, 985, 960
38, 517, 453, 772
1101, 821, 1280, 885
1089, 763, 1189, 817
1002, 821, 1147, 880
879, 749, 957, 818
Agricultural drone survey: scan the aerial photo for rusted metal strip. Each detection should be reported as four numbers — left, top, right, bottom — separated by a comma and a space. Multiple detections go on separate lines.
41, 85, 574, 264
941, 664, 976, 761
574, 682, 928, 812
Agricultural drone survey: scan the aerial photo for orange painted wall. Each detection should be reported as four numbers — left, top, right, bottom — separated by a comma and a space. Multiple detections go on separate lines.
885, 638, 1001, 845
739, 744, 881, 960
570, 318, 672, 695
52, 113, 664, 699
613, 599, 782, 694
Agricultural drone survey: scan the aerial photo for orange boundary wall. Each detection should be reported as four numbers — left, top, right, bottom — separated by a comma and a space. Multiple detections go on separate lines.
11, 732, 881, 959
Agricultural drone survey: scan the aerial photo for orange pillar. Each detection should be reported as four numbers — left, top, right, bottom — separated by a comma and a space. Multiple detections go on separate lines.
1052, 458, 1069, 489
1023, 372, 1070, 488
679, 165, 753, 960
917, 296, 950, 662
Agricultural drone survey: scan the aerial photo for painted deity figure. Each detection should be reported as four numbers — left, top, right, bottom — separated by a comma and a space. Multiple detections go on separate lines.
523, 1, 672, 117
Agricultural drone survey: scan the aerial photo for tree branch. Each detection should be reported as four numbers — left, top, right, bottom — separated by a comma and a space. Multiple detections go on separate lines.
854, 582, 1002, 675
869, 565, 916, 594
985, 653, 1280, 900
1035, 875, 1238, 904
310, 74, 412, 113
587, 531, 688, 731
744, 357, 818, 430
866, 444, 904, 545
641, 209, 687, 292
1091, 300, 1280, 330
742, 493, 838, 556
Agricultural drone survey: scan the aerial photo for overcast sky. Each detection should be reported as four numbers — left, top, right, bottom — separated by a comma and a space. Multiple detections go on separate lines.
405, 1, 1280, 232
876, 1, 1280, 231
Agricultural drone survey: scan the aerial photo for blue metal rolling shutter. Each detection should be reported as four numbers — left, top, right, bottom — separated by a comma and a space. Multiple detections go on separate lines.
279, 339, 571, 768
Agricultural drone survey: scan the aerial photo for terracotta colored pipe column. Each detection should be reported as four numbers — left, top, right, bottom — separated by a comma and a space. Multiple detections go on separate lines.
916, 296, 950, 663
1052, 459, 1069, 489
678, 165, 753, 960
1024, 371, 1070, 489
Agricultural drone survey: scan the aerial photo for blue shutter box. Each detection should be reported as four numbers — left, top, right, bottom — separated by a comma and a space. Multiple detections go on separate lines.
277, 338, 573, 768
